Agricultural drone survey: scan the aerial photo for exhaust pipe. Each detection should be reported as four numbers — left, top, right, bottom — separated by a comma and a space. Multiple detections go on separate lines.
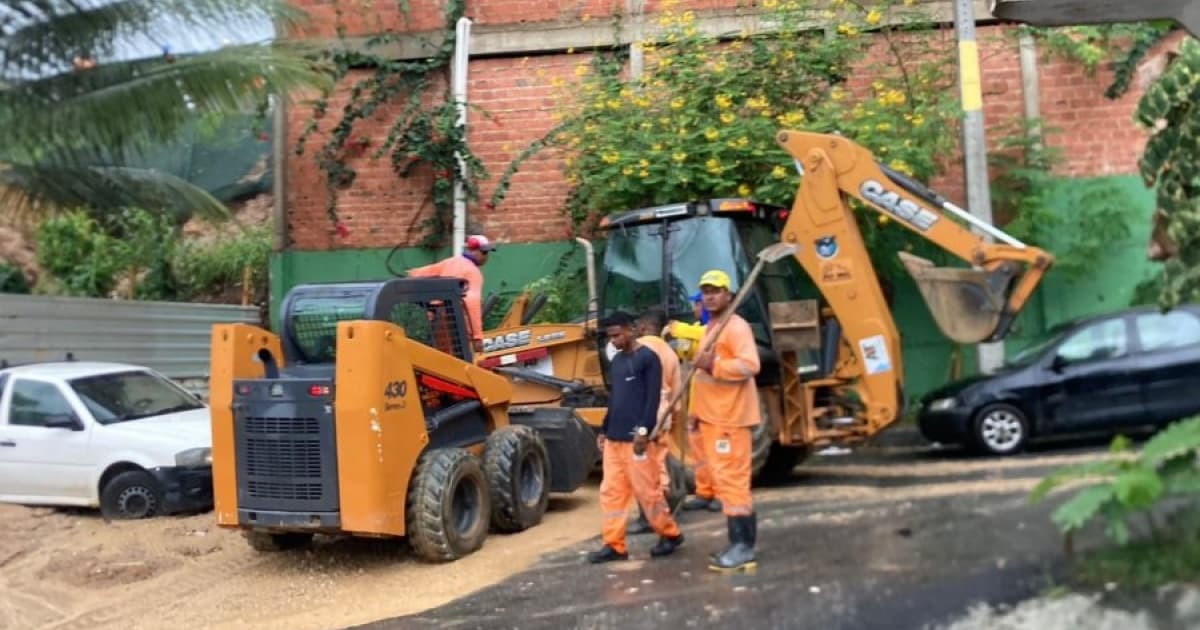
575, 237, 598, 322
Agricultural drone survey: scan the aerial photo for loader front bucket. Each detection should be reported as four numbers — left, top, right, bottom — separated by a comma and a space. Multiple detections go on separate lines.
898, 251, 1008, 344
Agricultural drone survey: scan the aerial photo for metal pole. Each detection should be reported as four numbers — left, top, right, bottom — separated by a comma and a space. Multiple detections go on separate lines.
953, 0, 1004, 374
628, 0, 646, 79
451, 17, 472, 257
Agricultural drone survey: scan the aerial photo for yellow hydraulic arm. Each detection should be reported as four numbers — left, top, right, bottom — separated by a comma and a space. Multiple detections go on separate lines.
774, 130, 1054, 429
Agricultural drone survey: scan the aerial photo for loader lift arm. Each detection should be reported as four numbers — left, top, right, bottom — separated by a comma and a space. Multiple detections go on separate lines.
774, 130, 1053, 431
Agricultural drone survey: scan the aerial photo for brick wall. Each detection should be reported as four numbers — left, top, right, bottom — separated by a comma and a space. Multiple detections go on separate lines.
284, 2, 1154, 251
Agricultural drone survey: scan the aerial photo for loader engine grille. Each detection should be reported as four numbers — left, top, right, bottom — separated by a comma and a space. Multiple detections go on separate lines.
233, 380, 340, 513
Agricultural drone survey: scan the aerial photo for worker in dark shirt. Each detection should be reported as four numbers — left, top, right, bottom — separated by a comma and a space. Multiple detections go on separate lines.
588, 311, 685, 563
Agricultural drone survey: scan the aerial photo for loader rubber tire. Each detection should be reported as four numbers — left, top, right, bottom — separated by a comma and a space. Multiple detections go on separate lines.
755, 445, 809, 485
749, 394, 774, 482
484, 425, 550, 533
406, 448, 490, 563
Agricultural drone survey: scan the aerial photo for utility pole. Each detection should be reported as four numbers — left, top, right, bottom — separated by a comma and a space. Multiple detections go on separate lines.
953, 0, 1005, 374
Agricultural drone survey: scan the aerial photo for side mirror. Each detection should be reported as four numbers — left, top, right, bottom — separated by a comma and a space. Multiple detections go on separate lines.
1049, 354, 1068, 372
44, 414, 82, 430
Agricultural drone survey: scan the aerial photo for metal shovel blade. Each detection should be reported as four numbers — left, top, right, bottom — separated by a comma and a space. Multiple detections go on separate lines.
898, 251, 1005, 344
759, 242, 800, 263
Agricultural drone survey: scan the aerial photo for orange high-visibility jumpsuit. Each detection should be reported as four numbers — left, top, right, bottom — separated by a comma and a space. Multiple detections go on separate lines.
690, 313, 761, 517
407, 255, 484, 346
637, 334, 681, 491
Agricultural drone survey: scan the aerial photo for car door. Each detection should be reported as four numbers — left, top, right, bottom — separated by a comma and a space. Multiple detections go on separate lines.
1041, 315, 1142, 431
0, 377, 94, 503
1130, 308, 1200, 424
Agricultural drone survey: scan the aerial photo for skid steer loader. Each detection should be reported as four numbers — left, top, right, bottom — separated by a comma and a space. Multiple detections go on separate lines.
480, 130, 1054, 482
208, 277, 597, 563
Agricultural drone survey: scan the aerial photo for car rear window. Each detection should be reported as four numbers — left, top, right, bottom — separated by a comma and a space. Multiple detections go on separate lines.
0, 373, 8, 397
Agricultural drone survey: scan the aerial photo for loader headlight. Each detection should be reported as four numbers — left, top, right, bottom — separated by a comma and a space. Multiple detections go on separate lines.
927, 397, 957, 412
176, 447, 212, 467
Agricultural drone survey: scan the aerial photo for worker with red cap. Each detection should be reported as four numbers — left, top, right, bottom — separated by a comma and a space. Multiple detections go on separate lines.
407, 234, 496, 353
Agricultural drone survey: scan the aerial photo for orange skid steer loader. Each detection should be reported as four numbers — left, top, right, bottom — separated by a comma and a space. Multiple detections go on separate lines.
208, 278, 597, 562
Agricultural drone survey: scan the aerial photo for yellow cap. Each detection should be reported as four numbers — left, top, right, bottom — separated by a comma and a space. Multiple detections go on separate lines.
698, 269, 732, 290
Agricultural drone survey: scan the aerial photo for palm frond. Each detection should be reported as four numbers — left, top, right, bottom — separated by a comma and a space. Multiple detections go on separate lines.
0, 160, 231, 221
0, 40, 330, 163
0, 1, 309, 75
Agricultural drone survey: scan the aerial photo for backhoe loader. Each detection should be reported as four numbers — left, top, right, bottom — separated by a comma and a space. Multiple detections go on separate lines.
208, 277, 597, 563
478, 130, 1053, 480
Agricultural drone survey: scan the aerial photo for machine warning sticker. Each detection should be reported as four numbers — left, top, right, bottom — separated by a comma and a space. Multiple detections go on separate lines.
820, 260, 852, 284
859, 335, 892, 374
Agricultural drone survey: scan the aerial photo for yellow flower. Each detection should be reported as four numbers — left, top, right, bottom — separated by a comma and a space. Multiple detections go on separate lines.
878, 214, 890, 225
763, 0, 778, 8
821, 9, 836, 18
639, 169, 650, 178
704, 128, 720, 140
746, 95, 769, 110
652, 143, 664, 152
777, 110, 806, 127
738, 184, 752, 197
601, 151, 621, 164
831, 87, 846, 101
837, 23, 858, 36
607, 98, 622, 109
721, 112, 736, 124
673, 152, 688, 163
619, 88, 633, 99
639, 159, 650, 168
713, 60, 728, 74
736, 136, 749, 148
706, 158, 724, 174
670, 98, 685, 110
622, 166, 634, 175
876, 122, 892, 132
715, 94, 733, 109
866, 9, 882, 25
888, 159, 913, 176
574, 64, 589, 77
911, 114, 925, 127
584, 123, 597, 133
772, 165, 788, 178
682, 10, 696, 23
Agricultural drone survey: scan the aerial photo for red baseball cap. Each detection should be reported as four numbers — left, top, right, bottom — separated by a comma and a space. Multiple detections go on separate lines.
466, 234, 497, 252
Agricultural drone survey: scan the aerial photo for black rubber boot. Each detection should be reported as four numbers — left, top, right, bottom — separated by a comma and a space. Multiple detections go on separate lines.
587, 544, 628, 564
650, 533, 685, 557
708, 514, 757, 574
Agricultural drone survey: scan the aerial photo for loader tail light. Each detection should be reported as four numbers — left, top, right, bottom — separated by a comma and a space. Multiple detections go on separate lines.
309, 384, 331, 397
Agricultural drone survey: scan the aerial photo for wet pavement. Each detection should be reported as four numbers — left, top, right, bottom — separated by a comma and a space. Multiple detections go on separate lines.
356, 430, 1122, 630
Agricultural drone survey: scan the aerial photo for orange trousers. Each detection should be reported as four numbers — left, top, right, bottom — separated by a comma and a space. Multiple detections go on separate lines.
689, 420, 715, 499
601, 440, 681, 554
698, 421, 754, 517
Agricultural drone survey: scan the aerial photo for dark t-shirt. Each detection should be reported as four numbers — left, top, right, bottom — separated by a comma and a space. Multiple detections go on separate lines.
601, 345, 663, 441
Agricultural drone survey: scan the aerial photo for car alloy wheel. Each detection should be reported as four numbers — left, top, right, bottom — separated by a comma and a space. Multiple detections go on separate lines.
978, 406, 1026, 454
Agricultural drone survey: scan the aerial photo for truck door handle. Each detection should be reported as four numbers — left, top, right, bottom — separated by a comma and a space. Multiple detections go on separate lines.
0, 440, 15, 447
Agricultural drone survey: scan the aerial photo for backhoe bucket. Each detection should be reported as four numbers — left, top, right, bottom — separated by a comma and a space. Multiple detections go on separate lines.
898, 251, 1006, 344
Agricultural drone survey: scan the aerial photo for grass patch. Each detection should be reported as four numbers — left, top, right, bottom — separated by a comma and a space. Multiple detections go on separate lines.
1074, 536, 1200, 590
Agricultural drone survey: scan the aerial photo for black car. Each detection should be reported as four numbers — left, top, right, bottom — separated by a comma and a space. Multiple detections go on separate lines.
917, 304, 1200, 455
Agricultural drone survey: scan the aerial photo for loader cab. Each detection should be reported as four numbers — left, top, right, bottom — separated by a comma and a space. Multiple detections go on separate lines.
278, 277, 475, 374
596, 199, 823, 386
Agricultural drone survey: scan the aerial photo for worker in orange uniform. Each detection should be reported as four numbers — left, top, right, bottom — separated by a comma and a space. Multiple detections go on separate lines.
627, 307, 682, 535
666, 293, 722, 513
691, 269, 761, 573
588, 311, 684, 563
406, 234, 495, 353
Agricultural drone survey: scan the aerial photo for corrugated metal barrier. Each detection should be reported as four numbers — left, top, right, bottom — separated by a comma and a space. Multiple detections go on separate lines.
0, 295, 262, 387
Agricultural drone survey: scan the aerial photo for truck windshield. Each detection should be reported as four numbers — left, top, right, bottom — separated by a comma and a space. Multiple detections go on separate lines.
602, 216, 770, 343
70, 370, 204, 424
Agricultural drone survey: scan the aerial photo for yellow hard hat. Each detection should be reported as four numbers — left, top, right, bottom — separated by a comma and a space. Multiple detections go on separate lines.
698, 269, 732, 290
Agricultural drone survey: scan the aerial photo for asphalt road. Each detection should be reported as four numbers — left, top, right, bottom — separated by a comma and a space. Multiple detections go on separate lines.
356, 430, 1123, 630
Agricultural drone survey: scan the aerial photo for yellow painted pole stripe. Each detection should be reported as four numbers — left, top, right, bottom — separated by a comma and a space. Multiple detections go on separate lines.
958, 40, 983, 112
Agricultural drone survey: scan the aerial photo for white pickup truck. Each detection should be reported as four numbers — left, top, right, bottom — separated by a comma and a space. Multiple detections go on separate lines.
0, 360, 213, 519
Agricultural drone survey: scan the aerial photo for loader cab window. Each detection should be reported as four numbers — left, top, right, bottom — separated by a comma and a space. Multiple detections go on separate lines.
288, 294, 370, 364
601, 223, 670, 318
735, 219, 817, 303
669, 217, 771, 346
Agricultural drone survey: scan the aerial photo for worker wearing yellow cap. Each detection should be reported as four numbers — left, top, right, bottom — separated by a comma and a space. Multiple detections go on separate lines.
690, 269, 761, 573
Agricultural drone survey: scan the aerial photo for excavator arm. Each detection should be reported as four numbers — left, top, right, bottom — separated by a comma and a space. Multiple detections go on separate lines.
774, 130, 1054, 429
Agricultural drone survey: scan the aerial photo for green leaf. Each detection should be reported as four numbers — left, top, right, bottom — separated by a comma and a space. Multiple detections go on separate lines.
1141, 417, 1200, 466
1030, 458, 1124, 502
1113, 466, 1164, 509
1051, 484, 1117, 533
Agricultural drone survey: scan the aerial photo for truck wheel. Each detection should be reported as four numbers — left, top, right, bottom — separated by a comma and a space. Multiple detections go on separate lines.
749, 395, 774, 482
406, 448, 490, 562
666, 453, 688, 514
756, 445, 810, 484
244, 531, 313, 552
100, 470, 162, 520
484, 425, 550, 533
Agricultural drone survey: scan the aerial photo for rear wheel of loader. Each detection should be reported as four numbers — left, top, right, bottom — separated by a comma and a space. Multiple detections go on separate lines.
484, 425, 551, 533
243, 531, 313, 552
756, 446, 810, 484
406, 448, 490, 562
